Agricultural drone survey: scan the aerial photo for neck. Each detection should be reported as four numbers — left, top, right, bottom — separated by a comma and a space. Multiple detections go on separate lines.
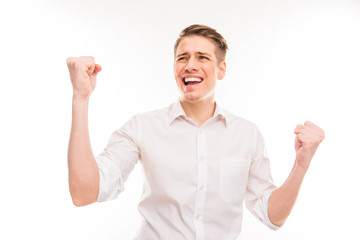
180, 97, 215, 127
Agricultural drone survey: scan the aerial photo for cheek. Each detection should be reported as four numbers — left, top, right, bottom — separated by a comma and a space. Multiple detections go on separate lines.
174, 62, 184, 70
174, 66, 182, 77
175, 66, 180, 73
204, 64, 215, 74
174, 67, 182, 83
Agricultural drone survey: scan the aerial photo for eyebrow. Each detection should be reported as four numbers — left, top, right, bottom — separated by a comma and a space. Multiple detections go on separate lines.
176, 52, 188, 58
197, 51, 212, 57
176, 51, 213, 58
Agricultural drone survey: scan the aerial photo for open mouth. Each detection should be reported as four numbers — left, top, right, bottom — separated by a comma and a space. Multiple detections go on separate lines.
182, 77, 204, 86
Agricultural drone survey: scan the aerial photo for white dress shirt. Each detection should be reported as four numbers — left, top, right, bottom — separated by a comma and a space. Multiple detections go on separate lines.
96, 99, 280, 240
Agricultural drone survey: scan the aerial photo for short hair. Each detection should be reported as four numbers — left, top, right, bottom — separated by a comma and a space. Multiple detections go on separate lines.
174, 24, 228, 63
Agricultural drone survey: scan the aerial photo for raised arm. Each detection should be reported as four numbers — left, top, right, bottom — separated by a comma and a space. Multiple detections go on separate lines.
66, 56, 102, 207
268, 121, 325, 226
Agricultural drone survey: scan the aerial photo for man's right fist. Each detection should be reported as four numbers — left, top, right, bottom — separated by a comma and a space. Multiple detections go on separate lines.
66, 56, 102, 99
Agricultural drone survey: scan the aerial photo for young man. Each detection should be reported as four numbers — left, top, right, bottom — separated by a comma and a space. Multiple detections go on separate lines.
67, 24, 324, 239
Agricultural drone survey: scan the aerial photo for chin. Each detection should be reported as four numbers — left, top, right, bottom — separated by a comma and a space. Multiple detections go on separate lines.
181, 93, 210, 103
182, 97, 198, 102
180, 94, 198, 102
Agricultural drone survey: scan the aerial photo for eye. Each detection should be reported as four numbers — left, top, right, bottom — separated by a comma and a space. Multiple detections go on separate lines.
199, 56, 209, 60
177, 57, 187, 62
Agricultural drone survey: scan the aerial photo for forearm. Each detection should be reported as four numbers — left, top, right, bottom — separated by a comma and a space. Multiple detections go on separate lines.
268, 163, 308, 226
68, 96, 99, 206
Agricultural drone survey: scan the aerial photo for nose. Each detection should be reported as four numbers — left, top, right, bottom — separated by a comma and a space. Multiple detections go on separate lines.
185, 57, 199, 72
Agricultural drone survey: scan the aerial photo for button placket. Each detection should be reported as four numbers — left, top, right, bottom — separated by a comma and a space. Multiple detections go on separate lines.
194, 128, 207, 240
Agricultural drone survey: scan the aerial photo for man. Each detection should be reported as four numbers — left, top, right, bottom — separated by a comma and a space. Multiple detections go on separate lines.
66, 24, 325, 239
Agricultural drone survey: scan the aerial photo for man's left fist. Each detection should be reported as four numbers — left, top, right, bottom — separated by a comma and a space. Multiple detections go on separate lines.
294, 121, 325, 169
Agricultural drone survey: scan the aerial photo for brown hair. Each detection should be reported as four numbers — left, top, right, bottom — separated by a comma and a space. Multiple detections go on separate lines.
174, 24, 228, 63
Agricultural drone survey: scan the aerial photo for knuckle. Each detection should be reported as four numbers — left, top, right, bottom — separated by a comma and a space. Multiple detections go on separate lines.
73, 60, 79, 68
73, 60, 83, 70
66, 57, 73, 66
85, 56, 94, 62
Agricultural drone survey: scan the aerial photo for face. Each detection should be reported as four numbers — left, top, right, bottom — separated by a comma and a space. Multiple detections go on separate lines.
174, 35, 226, 103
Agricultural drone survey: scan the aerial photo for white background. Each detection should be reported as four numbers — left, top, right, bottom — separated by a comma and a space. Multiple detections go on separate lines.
1, 0, 359, 239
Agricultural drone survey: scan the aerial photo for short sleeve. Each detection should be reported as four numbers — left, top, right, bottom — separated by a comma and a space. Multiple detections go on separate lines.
245, 126, 281, 230
96, 115, 142, 202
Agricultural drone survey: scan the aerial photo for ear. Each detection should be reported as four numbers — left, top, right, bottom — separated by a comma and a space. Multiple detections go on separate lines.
217, 61, 226, 80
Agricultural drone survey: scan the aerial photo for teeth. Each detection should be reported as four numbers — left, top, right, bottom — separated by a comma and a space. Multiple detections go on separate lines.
184, 77, 202, 83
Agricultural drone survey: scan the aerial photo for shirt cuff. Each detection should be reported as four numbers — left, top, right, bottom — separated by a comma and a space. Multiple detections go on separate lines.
96, 155, 125, 202
264, 191, 282, 231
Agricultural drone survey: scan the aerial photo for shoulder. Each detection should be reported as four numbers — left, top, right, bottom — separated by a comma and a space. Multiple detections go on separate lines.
116, 103, 172, 142
133, 103, 171, 121
221, 108, 259, 132
125, 102, 174, 130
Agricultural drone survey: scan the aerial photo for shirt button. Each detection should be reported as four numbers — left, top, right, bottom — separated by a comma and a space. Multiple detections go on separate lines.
199, 156, 204, 162
196, 214, 202, 221
199, 185, 205, 191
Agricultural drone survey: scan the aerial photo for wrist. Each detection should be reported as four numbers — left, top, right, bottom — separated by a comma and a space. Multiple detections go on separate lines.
72, 93, 90, 102
72, 94, 90, 112
293, 161, 309, 176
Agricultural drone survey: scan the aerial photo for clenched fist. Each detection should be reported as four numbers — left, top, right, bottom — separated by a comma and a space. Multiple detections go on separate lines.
294, 121, 325, 170
66, 56, 102, 99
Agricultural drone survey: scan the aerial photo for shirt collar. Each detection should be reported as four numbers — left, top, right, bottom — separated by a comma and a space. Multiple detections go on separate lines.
168, 98, 228, 127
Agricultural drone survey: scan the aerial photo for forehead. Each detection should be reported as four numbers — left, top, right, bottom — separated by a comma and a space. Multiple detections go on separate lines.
176, 35, 217, 56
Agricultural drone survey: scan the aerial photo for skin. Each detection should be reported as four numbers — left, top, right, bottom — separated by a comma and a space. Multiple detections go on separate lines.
268, 121, 325, 226
66, 56, 102, 206
66, 36, 325, 229
172, 36, 325, 226
174, 35, 226, 126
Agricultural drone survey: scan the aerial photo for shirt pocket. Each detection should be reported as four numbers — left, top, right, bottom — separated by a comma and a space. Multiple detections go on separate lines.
219, 157, 250, 204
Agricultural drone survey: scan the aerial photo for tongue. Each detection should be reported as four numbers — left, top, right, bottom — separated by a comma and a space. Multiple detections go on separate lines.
186, 81, 200, 85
